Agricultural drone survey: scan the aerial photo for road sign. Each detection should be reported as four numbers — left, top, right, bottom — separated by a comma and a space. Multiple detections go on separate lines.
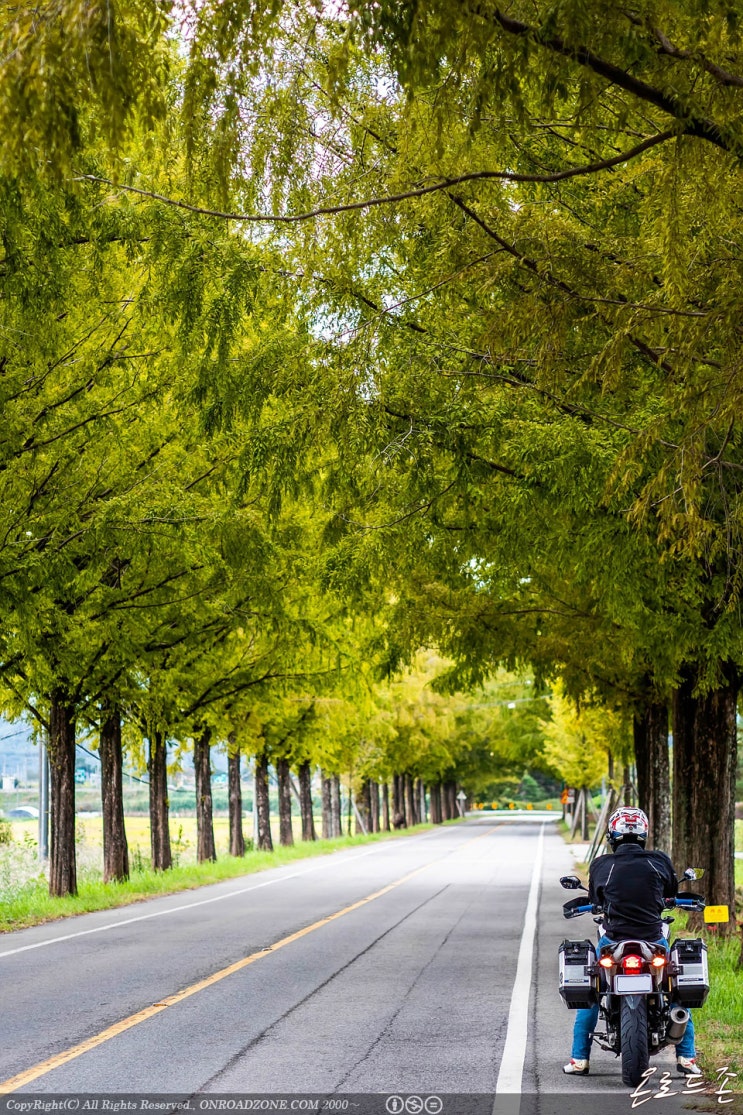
703, 905, 729, 923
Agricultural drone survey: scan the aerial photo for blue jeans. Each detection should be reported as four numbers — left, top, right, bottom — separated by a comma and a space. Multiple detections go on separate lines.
571, 936, 696, 1060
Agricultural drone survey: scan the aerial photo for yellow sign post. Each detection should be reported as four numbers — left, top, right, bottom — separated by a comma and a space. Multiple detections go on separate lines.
703, 905, 730, 924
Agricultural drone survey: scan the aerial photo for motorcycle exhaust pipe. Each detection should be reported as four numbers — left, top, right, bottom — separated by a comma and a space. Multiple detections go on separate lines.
666, 1006, 690, 1043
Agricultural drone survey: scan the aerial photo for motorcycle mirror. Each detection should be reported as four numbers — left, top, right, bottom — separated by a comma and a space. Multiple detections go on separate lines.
682, 867, 704, 881
559, 875, 586, 890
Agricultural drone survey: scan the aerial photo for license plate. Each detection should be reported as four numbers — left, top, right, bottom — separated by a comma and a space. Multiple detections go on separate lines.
615, 974, 653, 994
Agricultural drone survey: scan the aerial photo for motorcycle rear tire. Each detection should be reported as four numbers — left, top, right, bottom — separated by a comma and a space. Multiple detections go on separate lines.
620, 995, 649, 1087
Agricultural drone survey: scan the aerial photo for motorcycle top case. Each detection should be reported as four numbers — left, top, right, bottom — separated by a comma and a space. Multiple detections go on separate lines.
558, 939, 598, 1009
670, 938, 709, 1007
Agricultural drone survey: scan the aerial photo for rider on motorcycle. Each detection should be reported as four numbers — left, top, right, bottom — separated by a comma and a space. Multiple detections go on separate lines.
563, 806, 702, 1078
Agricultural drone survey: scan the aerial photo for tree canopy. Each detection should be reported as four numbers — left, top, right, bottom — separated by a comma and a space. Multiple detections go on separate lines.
1, 0, 741, 920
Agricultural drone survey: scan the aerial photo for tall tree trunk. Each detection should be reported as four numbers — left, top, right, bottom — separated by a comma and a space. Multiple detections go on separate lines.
99, 704, 129, 883
413, 778, 423, 824
277, 758, 294, 846
430, 783, 442, 824
194, 726, 216, 863
321, 773, 332, 838
403, 773, 413, 825
355, 779, 371, 834
382, 782, 391, 831
370, 780, 380, 833
390, 776, 408, 829
331, 774, 342, 837
228, 748, 245, 857
48, 690, 77, 897
148, 730, 172, 871
672, 664, 738, 935
634, 701, 671, 853
254, 753, 273, 851
298, 761, 317, 841
418, 779, 427, 824
347, 775, 353, 835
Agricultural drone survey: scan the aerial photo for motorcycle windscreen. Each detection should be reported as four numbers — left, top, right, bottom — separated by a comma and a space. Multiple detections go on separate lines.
614, 974, 653, 994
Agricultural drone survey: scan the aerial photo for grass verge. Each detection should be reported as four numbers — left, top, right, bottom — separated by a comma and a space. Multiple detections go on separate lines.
691, 933, 742, 1080
0, 823, 443, 933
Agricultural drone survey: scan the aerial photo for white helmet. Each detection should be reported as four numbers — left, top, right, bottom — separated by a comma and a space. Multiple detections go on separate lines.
608, 807, 649, 848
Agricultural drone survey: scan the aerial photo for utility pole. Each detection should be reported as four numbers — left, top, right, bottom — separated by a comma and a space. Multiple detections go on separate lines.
38, 733, 49, 862
252, 757, 258, 846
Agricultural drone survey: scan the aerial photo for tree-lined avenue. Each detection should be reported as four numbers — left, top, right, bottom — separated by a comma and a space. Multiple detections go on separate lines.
0, 820, 700, 1110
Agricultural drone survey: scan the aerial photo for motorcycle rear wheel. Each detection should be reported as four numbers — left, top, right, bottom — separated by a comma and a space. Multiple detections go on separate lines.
620, 995, 650, 1087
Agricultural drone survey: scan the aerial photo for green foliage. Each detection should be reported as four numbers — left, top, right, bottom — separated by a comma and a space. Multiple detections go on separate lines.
0, 1, 171, 177
151, 0, 743, 710
3, 0, 743, 903
541, 685, 629, 788
516, 773, 542, 802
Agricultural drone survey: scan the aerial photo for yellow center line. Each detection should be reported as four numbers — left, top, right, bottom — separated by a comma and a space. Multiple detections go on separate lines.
1, 822, 501, 1094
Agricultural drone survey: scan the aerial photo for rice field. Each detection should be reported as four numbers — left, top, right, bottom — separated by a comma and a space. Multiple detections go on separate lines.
0, 814, 437, 932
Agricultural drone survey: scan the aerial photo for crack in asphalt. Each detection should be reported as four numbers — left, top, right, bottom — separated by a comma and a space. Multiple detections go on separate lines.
193, 881, 454, 1093
332, 884, 485, 1092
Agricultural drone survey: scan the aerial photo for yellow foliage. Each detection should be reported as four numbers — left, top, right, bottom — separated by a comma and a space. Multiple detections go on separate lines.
541, 684, 627, 788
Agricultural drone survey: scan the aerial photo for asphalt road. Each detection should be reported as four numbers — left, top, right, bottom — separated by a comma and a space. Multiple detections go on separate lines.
0, 818, 732, 1115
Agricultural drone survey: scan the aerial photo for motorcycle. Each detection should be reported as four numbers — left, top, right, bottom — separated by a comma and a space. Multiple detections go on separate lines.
557, 869, 709, 1087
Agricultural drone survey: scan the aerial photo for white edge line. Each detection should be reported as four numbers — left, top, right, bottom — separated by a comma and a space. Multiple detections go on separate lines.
0, 823, 456, 959
495, 822, 545, 1095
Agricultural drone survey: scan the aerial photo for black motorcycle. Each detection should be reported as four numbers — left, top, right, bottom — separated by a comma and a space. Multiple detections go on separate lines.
558, 870, 709, 1086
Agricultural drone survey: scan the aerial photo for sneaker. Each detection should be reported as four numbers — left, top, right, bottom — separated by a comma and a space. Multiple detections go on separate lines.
563, 1059, 590, 1075
677, 1057, 702, 1076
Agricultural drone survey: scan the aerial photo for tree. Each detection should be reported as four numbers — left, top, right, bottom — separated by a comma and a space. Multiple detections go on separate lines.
153, 2, 743, 923
4, 0, 742, 926
0, 162, 314, 889
543, 688, 628, 789
99, 704, 130, 882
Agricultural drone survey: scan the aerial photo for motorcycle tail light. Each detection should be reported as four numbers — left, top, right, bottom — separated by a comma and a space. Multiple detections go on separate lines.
651, 955, 667, 968
622, 955, 643, 972
599, 956, 614, 969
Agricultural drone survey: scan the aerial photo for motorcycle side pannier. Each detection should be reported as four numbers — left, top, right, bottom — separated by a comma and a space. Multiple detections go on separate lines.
670, 938, 709, 1008
558, 939, 598, 1009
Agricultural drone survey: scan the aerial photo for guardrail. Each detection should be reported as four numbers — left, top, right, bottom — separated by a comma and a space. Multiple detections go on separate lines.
468, 802, 555, 811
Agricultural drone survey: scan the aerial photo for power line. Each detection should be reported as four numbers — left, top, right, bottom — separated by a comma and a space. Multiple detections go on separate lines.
74, 741, 192, 794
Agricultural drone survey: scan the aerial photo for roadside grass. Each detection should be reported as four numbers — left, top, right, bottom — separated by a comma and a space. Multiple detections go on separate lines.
691, 935, 743, 1080
0, 822, 443, 933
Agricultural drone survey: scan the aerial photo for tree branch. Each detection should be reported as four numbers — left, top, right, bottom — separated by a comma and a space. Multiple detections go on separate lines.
482, 6, 740, 155
648, 23, 743, 89
75, 132, 677, 224
447, 192, 677, 375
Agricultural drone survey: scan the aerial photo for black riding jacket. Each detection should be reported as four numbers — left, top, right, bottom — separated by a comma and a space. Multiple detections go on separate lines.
588, 842, 677, 941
